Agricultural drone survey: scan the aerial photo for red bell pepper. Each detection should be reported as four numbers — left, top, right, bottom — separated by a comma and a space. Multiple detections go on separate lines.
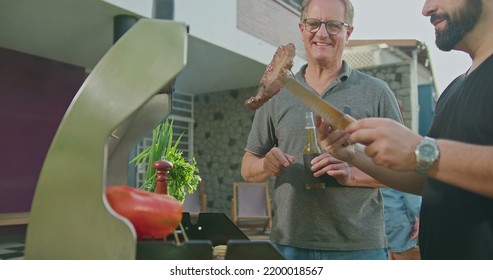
105, 185, 183, 239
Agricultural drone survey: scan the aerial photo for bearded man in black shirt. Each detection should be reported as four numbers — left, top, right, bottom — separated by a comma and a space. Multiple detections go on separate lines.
317, 0, 493, 260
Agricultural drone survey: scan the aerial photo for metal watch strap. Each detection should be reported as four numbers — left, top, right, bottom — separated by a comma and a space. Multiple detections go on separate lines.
415, 137, 439, 175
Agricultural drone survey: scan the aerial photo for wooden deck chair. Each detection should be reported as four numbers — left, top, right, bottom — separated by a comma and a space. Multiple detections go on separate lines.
231, 182, 272, 234
183, 180, 207, 216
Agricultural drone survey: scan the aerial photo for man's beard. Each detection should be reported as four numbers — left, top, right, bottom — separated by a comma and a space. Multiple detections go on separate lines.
433, 0, 483, 51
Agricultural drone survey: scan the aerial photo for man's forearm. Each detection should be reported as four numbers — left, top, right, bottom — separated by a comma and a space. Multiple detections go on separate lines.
347, 167, 387, 188
348, 144, 425, 195
241, 154, 271, 183
430, 140, 493, 198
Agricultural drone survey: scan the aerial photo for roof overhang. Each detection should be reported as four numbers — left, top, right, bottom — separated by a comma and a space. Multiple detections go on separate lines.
0, 0, 266, 95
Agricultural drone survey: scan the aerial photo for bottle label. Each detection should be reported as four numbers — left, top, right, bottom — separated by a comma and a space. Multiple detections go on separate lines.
303, 153, 341, 189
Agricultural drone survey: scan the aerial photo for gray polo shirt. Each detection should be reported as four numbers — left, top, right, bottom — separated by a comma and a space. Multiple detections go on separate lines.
245, 62, 402, 250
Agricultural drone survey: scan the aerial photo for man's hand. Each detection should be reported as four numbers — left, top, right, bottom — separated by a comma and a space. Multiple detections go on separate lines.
316, 116, 355, 162
263, 147, 295, 176
311, 153, 352, 185
346, 118, 422, 171
409, 217, 420, 240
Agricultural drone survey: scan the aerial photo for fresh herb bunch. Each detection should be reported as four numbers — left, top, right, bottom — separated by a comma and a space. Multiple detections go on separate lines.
130, 119, 201, 202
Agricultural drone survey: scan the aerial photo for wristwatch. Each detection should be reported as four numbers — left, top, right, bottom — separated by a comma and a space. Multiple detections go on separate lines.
415, 136, 440, 175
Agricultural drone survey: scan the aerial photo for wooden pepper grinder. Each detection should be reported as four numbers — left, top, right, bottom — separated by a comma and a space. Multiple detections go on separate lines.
152, 158, 173, 194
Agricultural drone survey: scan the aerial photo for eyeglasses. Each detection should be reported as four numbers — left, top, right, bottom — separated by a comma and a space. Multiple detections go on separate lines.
303, 18, 350, 35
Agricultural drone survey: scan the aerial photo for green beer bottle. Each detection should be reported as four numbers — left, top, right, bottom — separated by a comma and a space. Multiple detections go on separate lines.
303, 112, 326, 190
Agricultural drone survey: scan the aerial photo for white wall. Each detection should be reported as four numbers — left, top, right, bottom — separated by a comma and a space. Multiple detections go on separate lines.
103, 0, 154, 17
174, 0, 306, 68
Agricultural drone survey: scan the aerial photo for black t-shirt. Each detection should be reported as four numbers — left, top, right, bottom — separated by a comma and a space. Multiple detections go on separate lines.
419, 54, 493, 259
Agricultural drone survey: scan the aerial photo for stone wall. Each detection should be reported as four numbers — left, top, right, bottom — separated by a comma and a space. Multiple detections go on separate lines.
358, 62, 413, 128
193, 87, 257, 215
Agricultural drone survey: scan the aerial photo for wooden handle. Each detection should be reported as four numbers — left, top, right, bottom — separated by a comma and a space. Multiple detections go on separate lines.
152, 159, 173, 194
338, 114, 356, 130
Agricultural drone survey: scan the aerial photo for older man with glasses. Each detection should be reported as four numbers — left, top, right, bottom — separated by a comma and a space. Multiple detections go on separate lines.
241, 0, 402, 260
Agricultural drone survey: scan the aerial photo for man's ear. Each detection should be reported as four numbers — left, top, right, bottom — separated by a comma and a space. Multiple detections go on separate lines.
299, 22, 305, 41
345, 26, 354, 43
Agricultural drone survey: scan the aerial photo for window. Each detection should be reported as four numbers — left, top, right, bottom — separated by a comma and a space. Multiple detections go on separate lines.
132, 91, 195, 188
276, 0, 303, 15
169, 91, 194, 160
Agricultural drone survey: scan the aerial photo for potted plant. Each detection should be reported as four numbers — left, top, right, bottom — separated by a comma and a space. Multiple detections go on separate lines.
130, 119, 201, 202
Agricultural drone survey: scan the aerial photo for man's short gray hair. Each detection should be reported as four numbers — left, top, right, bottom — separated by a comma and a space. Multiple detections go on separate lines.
300, 0, 354, 26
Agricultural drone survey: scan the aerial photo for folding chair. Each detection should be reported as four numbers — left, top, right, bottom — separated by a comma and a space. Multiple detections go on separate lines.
231, 182, 272, 234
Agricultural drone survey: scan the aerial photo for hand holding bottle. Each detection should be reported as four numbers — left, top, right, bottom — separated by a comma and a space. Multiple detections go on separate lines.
310, 153, 351, 185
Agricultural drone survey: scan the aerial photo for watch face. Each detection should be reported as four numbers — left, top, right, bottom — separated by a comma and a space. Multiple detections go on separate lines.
416, 137, 439, 174
420, 143, 437, 162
